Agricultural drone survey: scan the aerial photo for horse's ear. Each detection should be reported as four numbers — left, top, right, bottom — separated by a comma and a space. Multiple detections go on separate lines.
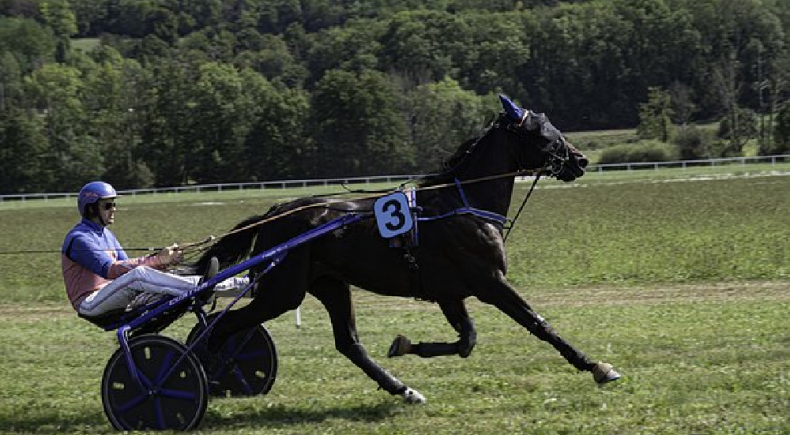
499, 94, 523, 122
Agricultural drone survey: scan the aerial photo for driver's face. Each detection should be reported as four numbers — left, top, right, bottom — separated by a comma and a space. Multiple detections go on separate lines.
97, 198, 117, 225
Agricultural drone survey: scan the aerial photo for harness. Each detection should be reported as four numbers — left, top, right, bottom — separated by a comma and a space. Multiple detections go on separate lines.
390, 172, 543, 300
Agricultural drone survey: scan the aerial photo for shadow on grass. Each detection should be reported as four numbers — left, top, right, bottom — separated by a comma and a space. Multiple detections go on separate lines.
201, 400, 401, 429
0, 401, 400, 432
0, 410, 110, 433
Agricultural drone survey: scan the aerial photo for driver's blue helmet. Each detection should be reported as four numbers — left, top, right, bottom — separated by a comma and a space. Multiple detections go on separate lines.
77, 181, 117, 217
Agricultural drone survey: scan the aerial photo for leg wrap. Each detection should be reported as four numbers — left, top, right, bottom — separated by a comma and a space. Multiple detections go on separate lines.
457, 318, 477, 358
527, 315, 594, 371
342, 343, 406, 394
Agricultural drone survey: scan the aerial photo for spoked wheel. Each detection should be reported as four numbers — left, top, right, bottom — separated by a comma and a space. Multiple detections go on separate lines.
101, 334, 209, 430
187, 320, 278, 398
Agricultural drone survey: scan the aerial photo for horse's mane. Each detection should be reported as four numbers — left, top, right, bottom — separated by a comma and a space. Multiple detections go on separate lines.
416, 115, 499, 187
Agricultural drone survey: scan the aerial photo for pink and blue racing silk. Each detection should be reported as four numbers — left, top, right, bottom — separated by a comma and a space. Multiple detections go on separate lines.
61, 218, 163, 310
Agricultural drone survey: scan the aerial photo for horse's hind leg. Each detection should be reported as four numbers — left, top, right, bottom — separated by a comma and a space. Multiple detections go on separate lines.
309, 277, 426, 404
207, 251, 309, 353
388, 300, 477, 358
477, 278, 621, 384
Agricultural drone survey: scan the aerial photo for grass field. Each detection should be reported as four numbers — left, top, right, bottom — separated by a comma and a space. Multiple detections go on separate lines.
0, 169, 788, 434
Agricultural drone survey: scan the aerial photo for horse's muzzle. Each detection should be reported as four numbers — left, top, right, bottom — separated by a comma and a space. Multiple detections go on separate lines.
556, 145, 588, 182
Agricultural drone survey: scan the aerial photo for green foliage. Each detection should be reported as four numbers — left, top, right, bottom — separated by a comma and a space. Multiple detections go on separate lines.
0, 110, 53, 193
405, 78, 489, 172
311, 68, 412, 177
637, 86, 673, 142
768, 103, 790, 155
597, 140, 679, 164
0, 16, 57, 72
717, 106, 758, 156
2, 0, 790, 193
672, 125, 717, 160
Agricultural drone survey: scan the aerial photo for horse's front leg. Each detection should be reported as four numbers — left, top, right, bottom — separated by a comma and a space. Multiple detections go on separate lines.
388, 299, 477, 358
309, 277, 426, 404
476, 274, 621, 384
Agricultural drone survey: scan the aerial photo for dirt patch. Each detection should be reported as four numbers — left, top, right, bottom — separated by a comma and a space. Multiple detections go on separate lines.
520, 280, 790, 307
0, 303, 74, 321
2, 281, 788, 321
347, 280, 790, 311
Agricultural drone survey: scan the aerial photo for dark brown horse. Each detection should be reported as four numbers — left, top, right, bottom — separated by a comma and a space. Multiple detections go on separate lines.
195, 95, 620, 403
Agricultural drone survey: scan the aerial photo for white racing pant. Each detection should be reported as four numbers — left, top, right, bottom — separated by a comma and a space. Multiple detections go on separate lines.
78, 266, 247, 317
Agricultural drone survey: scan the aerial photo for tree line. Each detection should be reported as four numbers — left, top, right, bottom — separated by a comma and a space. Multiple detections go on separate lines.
1, 0, 789, 194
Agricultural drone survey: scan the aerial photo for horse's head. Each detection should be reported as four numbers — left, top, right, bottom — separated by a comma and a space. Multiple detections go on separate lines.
498, 95, 587, 182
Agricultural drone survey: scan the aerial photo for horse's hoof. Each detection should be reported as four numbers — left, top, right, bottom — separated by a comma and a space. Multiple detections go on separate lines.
388, 335, 412, 358
402, 387, 426, 404
592, 362, 621, 384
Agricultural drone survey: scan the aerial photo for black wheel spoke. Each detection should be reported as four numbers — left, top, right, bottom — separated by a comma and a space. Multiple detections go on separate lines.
158, 388, 199, 401
153, 349, 176, 386
230, 366, 254, 394
115, 393, 149, 414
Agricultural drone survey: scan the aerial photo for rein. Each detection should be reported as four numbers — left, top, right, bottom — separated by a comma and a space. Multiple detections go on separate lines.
181, 168, 545, 255
503, 173, 541, 243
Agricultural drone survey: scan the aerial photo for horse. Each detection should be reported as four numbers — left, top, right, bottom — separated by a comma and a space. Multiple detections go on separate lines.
194, 95, 621, 404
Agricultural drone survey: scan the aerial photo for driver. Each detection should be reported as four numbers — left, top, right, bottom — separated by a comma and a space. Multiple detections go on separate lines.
62, 181, 247, 318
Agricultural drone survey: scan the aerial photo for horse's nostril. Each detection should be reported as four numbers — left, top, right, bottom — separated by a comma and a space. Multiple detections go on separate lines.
578, 155, 589, 169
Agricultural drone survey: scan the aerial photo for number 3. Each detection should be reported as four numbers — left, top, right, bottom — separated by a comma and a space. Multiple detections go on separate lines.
374, 192, 414, 238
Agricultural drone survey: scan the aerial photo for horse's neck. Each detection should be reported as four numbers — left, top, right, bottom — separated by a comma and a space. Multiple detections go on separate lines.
442, 130, 518, 217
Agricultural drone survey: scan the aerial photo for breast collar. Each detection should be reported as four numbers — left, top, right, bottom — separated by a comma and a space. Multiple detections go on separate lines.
408, 179, 508, 226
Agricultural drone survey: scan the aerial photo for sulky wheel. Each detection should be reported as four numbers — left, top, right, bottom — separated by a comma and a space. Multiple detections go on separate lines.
101, 334, 209, 431
187, 321, 278, 398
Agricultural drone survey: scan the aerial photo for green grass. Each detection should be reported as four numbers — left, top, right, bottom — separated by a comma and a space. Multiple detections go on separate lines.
0, 172, 789, 434
71, 38, 100, 53
1, 283, 788, 434
2, 169, 788, 300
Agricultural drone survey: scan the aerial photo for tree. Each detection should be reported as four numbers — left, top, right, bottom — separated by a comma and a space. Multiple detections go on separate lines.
310, 68, 411, 177
0, 51, 22, 111
24, 63, 104, 190
637, 87, 673, 142
0, 109, 53, 193
243, 86, 311, 181
188, 62, 265, 183
138, 58, 198, 186
402, 77, 489, 173
668, 81, 696, 126
304, 19, 384, 85
0, 17, 57, 73
39, 0, 77, 62
717, 106, 757, 156
769, 103, 790, 155
379, 11, 461, 85
454, 12, 529, 98
80, 45, 154, 189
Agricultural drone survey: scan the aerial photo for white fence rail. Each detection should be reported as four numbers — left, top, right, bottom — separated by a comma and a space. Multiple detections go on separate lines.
2, 155, 788, 203
589, 154, 789, 173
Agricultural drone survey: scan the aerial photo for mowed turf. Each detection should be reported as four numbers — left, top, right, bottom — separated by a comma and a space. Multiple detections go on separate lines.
0, 172, 788, 434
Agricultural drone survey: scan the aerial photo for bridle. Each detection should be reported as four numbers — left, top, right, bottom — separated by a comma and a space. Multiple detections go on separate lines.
497, 110, 575, 241
499, 110, 572, 179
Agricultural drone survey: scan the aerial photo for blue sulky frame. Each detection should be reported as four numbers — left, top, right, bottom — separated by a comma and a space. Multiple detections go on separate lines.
100, 213, 366, 430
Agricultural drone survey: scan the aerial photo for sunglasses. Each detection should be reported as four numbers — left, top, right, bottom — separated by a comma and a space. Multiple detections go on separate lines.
102, 202, 117, 210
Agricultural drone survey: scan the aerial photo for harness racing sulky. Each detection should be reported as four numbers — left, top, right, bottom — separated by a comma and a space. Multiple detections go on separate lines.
88, 95, 620, 431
